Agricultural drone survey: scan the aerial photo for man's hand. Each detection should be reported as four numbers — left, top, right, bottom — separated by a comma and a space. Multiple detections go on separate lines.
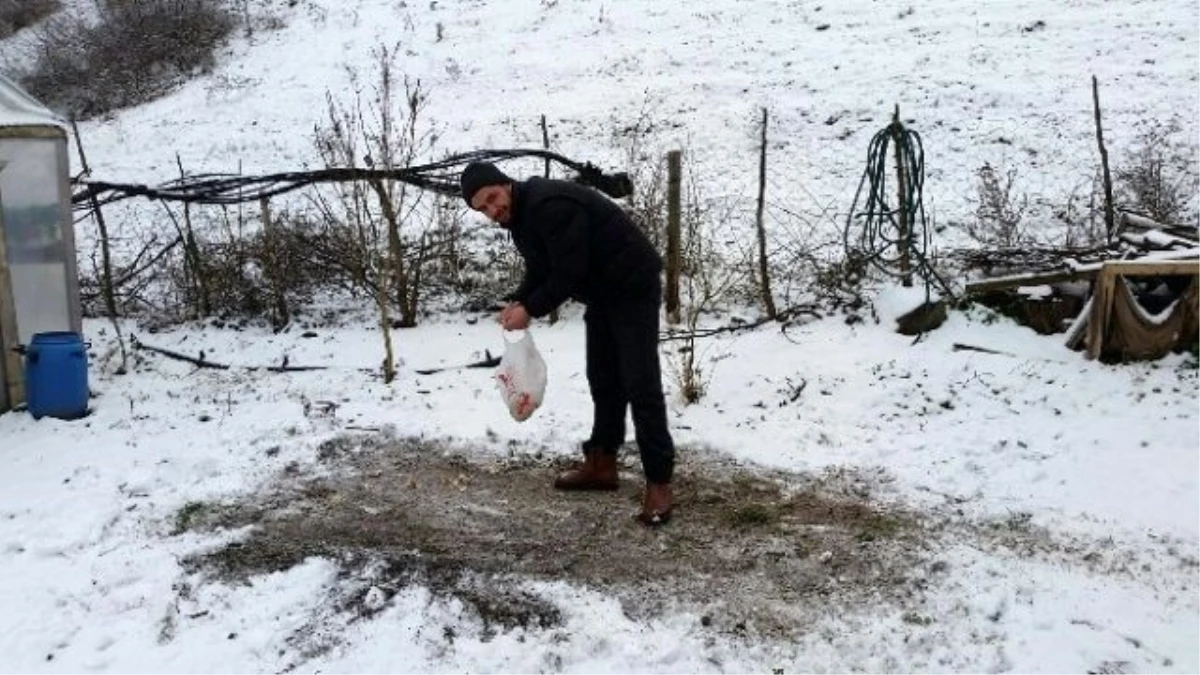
499, 303, 531, 331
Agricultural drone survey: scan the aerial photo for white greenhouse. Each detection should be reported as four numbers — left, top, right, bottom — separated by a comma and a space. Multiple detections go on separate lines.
0, 74, 82, 414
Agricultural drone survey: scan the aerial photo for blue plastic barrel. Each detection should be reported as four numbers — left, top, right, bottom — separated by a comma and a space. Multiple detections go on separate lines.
22, 331, 90, 420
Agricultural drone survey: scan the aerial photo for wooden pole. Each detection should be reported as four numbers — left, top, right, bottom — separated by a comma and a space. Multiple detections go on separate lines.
71, 118, 128, 373
541, 114, 558, 324
891, 104, 913, 287
666, 150, 682, 324
71, 120, 118, 321
1092, 76, 1116, 244
260, 197, 289, 332
0, 183, 24, 408
1086, 265, 1116, 360
754, 108, 777, 319
176, 154, 210, 317
540, 115, 551, 179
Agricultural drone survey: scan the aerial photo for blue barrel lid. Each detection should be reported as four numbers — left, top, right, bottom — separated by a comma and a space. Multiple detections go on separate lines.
31, 331, 83, 344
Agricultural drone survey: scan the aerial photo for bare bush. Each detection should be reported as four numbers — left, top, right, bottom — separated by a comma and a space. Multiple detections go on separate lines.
608, 98, 673, 249
0, 0, 60, 37
309, 45, 444, 380
156, 210, 342, 322
21, 0, 235, 118
965, 162, 1029, 248
78, 225, 178, 318
663, 171, 747, 404
1052, 171, 1109, 249
1115, 119, 1200, 227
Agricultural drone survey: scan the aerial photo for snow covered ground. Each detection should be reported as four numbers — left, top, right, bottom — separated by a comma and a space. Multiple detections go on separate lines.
0, 0, 1197, 672
0, 290, 1195, 672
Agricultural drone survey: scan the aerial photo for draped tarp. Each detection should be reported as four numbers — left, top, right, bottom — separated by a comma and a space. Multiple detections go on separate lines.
1074, 261, 1199, 362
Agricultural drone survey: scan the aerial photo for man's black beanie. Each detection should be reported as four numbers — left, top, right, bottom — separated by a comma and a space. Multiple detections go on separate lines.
460, 162, 513, 205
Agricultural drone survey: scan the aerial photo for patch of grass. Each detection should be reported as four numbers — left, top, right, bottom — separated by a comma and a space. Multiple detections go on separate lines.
855, 514, 904, 542
1182, 340, 1198, 368
180, 437, 933, 652
726, 503, 778, 528
454, 582, 564, 637
901, 611, 935, 626
173, 501, 209, 535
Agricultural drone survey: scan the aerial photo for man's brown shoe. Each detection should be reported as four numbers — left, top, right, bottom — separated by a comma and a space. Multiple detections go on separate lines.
553, 444, 619, 491
637, 482, 673, 526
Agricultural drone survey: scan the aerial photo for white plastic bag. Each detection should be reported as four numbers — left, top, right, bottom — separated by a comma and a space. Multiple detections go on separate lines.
494, 329, 548, 422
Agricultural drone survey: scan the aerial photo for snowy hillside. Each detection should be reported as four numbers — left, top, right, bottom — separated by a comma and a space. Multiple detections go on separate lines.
68, 0, 1200, 229
0, 0, 1197, 673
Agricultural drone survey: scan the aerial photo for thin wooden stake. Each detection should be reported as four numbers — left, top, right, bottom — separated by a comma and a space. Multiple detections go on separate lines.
540, 115, 551, 178
0, 182, 24, 406
71, 118, 128, 373
891, 104, 913, 287
260, 197, 290, 332
541, 114, 558, 324
1092, 75, 1116, 243
754, 108, 777, 319
666, 150, 683, 324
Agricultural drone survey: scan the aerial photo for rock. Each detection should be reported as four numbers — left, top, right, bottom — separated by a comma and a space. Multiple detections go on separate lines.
896, 300, 947, 336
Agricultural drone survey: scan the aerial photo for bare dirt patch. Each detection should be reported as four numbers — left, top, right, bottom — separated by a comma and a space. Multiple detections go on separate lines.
180, 433, 937, 644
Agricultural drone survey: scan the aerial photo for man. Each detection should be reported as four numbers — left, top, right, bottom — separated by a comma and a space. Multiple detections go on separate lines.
460, 161, 675, 526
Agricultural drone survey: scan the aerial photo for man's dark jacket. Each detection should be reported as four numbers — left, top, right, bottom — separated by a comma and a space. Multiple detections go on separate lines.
505, 177, 662, 318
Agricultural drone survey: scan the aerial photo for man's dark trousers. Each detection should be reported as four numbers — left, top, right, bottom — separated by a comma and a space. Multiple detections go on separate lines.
584, 282, 675, 484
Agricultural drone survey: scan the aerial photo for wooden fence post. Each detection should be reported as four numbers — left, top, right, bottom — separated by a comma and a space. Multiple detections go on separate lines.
666, 150, 682, 324
891, 105, 913, 287
0, 187, 24, 408
755, 108, 777, 319
1092, 76, 1116, 243
71, 118, 128, 373
260, 197, 289, 332
542, 114, 559, 324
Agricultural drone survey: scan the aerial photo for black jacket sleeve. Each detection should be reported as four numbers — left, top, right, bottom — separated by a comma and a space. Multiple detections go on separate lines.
505, 271, 537, 304
522, 198, 589, 318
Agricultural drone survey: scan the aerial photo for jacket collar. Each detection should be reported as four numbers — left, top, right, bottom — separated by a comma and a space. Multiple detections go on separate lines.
503, 181, 525, 231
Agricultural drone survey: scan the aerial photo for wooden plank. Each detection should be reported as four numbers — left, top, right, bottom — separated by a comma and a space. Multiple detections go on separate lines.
0, 125, 65, 140
1086, 266, 1115, 360
0, 193, 23, 410
1096, 260, 1199, 276
965, 268, 1099, 294
1063, 294, 1094, 350
965, 254, 1199, 295
1120, 211, 1200, 241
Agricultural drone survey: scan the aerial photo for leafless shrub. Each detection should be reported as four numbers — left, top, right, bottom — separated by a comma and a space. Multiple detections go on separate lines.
608, 98, 675, 249
810, 252, 872, 318
764, 184, 849, 307
1052, 171, 1109, 249
308, 45, 444, 380
20, 0, 235, 118
0, 0, 60, 37
1115, 119, 1200, 227
965, 162, 1029, 248
145, 210, 329, 323
78, 224, 178, 318
663, 169, 747, 405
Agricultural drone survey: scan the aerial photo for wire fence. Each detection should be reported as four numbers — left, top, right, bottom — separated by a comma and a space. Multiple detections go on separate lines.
651, 102, 1198, 271
67, 100, 1198, 322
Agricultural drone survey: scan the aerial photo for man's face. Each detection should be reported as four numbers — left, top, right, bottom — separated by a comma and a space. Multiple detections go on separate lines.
470, 184, 512, 224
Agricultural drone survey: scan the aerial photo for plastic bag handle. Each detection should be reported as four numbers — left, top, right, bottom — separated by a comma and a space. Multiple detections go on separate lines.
501, 328, 529, 344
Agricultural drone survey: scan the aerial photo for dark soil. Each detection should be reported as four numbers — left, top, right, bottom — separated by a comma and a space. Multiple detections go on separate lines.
181, 433, 935, 642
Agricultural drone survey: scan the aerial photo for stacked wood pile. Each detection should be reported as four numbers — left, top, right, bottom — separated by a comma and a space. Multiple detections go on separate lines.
963, 212, 1198, 362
